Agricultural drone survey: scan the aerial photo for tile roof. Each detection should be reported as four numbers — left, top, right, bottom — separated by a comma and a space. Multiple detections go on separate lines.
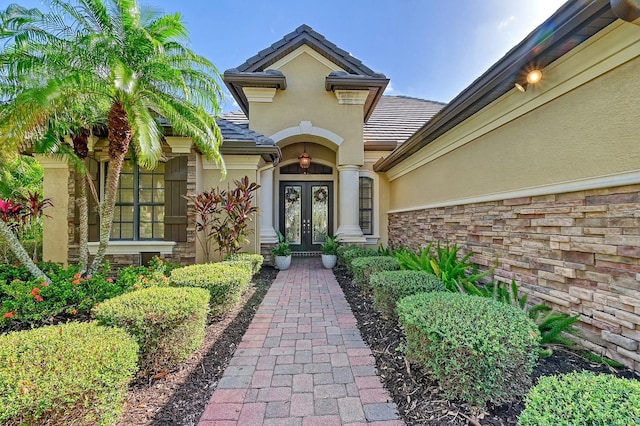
220, 95, 445, 147
217, 117, 275, 146
364, 96, 445, 146
235, 24, 376, 76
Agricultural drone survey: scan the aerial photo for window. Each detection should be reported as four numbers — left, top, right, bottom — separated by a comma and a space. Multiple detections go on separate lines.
359, 177, 373, 235
111, 160, 165, 240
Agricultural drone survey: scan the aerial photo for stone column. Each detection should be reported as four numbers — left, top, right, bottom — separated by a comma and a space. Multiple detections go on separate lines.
34, 154, 70, 265
259, 165, 278, 244
336, 165, 366, 243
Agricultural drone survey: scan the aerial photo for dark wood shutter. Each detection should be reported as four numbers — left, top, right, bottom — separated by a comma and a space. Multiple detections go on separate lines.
164, 156, 188, 242
87, 159, 100, 241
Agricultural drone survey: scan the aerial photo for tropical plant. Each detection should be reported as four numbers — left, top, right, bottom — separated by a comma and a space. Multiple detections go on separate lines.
272, 230, 292, 257
460, 279, 580, 356
321, 235, 340, 255
184, 176, 260, 260
395, 242, 492, 291
0, 0, 225, 276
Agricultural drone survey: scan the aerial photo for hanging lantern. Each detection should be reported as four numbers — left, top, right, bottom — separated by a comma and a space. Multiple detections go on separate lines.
298, 144, 311, 170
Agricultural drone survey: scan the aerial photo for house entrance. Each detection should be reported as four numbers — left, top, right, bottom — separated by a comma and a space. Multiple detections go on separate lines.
279, 181, 333, 252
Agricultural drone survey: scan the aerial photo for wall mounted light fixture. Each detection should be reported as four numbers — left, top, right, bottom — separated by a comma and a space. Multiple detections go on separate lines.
515, 68, 544, 93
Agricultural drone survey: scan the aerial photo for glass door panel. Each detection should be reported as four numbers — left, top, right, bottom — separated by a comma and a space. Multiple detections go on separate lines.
280, 181, 333, 252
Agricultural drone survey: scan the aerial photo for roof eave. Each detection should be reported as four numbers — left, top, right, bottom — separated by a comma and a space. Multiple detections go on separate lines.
223, 70, 288, 118
374, 0, 617, 173
220, 141, 282, 165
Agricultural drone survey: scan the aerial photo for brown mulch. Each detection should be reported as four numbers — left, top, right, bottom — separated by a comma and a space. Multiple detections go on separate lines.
333, 265, 640, 426
117, 266, 278, 426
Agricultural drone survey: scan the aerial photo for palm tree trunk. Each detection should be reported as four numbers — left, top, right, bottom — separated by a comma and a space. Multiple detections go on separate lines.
77, 172, 89, 272
0, 220, 50, 283
88, 102, 132, 274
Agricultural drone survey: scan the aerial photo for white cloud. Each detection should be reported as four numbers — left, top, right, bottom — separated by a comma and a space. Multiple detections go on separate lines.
497, 16, 515, 31
384, 82, 394, 94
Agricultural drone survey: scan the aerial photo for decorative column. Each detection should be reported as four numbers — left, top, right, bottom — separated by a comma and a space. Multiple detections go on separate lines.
336, 165, 366, 243
33, 154, 70, 265
259, 165, 279, 244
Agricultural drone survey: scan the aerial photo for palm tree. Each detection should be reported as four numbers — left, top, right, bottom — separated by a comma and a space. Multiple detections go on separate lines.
0, 1, 224, 275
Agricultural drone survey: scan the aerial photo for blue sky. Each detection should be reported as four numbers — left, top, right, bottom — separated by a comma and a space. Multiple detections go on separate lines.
11, 0, 566, 110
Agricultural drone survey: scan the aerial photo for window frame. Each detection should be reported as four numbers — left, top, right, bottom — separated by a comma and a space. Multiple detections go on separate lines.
359, 176, 374, 236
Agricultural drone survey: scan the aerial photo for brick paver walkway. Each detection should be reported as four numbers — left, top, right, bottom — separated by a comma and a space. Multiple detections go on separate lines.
198, 257, 404, 426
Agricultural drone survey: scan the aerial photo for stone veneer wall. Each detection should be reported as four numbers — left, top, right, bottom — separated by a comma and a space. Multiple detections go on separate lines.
67, 153, 197, 271
388, 184, 640, 371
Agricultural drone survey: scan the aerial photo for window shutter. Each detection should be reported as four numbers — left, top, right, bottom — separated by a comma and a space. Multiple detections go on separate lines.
164, 156, 188, 242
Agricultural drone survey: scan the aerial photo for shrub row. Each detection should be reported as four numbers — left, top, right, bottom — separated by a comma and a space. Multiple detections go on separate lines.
226, 253, 263, 276
94, 287, 210, 376
397, 292, 540, 407
351, 256, 399, 290
337, 245, 379, 272
0, 322, 138, 426
371, 270, 444, 316
169, 260, 252, 314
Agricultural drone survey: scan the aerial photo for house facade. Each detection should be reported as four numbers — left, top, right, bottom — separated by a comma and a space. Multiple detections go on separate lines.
39, 0, 640, 370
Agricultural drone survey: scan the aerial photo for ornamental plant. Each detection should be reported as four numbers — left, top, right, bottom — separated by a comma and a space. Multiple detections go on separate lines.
351, 256, 400, 290
0, 322, 138, 426
339, 246, 379, 272
321, 235, 340, 255
397, 292, 540, 407
271, 230, 291, 257
371, 270, 444, 315
170, 262, 252, 314
519, 372, 640, 426
184, 176, 260, 260
94, 287, 210, 376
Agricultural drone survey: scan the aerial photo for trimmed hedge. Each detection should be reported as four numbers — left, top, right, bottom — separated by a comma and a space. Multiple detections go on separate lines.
397, 292, 539, 407
519, 372, 640, 426
371, 270, 444, 315
94, 287, 209, 375
226, 253, 264, 275
169, 262, 252, 313
0, 322, 138, 426
351, 256, 400, 290
339, 246, 379, 272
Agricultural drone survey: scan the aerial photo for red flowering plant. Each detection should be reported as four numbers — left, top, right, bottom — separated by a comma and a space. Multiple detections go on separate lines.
184, 176, 260, 261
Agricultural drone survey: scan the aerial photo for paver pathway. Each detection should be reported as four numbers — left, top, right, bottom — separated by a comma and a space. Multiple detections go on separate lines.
198, 257, 404, 426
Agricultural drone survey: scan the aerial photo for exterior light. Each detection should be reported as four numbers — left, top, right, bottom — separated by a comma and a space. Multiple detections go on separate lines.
514, 82, 526, 92
526, 69, 543, 84
298, 144, 311, 170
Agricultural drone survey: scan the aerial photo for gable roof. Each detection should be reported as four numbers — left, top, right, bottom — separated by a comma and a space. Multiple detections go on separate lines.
236, 24, 376, 75
221, 95, 444, 150
374, 0, 621, 172
224, 25, 389, 121
217, 118, 281, 163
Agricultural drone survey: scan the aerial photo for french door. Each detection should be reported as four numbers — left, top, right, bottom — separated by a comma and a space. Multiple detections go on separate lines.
279, 181, 333, 252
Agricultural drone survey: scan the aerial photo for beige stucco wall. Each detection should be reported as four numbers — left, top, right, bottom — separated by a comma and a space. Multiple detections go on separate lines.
195, 154, 263, 262
38, 155, 70, 265
248, 47, 365, 166
387, 21, 640, 211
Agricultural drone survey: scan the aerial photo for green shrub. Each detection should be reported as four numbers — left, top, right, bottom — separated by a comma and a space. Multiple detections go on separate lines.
341, 246, 379, 272
371, 270, 444, 315
351, 256, 400, 290
0, 322, 138, 426
397, 292, 539, 407
117, 256, 174, 290
94, 287, 209, 375
169, 262, 252, 314
225, 252, 264, 275
519, 372, 640, 426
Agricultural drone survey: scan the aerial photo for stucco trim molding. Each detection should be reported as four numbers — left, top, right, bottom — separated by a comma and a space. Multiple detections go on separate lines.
33, 154, 70, 169
334, 90, 368, 105
388, 169, 640, 214
87, 241, 176, 255
166, 137, 193, 154
243, 87, 277, 103
270, 121, 344, 146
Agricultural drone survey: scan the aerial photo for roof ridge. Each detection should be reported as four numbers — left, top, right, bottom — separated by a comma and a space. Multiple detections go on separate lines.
382, 95, 447, 105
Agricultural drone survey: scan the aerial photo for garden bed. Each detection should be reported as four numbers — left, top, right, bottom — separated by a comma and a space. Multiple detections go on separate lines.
334, 265, 640, 426
116, 266, 277, 426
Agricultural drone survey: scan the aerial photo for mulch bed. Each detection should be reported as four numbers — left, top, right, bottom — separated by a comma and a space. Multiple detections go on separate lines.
117, 266, 278, 426
333, 265, 640, 426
